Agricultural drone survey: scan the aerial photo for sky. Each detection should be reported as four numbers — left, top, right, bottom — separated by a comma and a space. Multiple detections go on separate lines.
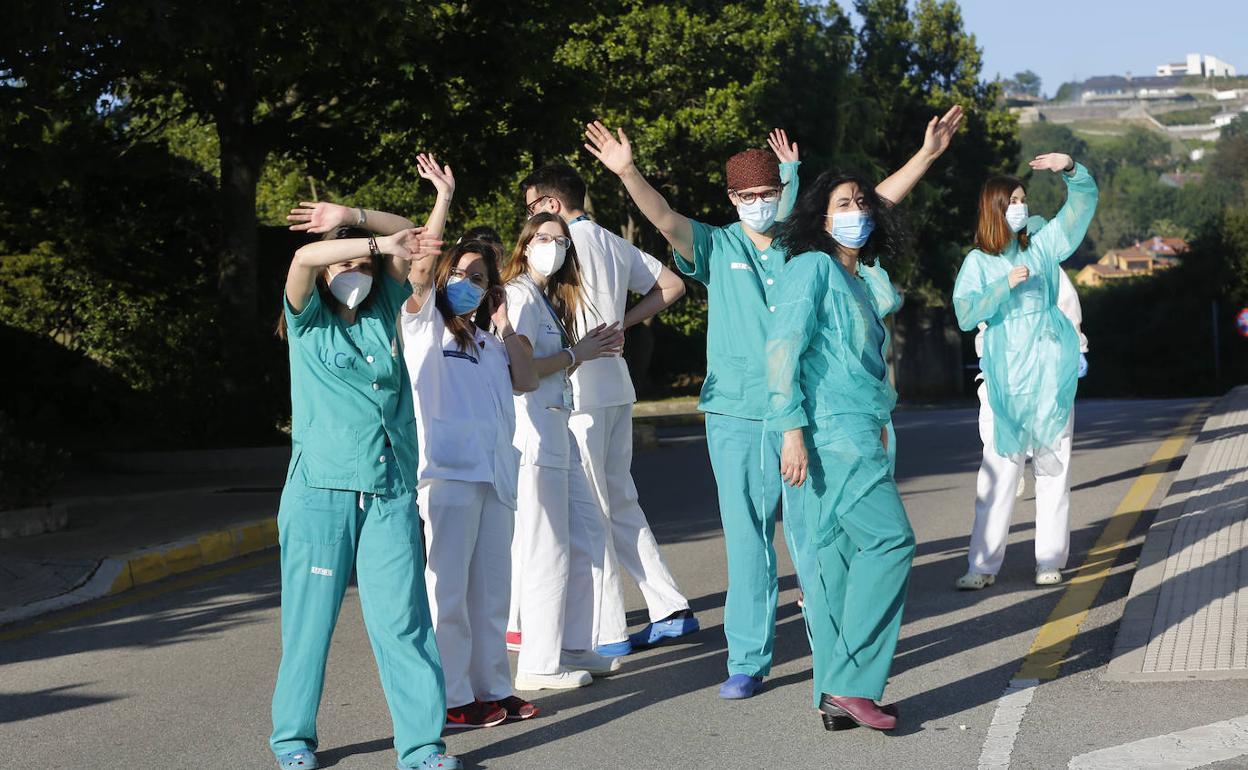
847, 0, 1248, 97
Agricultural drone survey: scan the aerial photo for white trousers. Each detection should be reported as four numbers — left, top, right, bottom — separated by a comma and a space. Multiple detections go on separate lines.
512, 437, 601, 674
969, 381, 1073, 575
419, 478, 513, 708
569, 404, 690, 645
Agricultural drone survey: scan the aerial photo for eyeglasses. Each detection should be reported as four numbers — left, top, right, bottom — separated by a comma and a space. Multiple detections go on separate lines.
526, 195, 554, 216
730, 188, 782, 205
531, 233, 571, 248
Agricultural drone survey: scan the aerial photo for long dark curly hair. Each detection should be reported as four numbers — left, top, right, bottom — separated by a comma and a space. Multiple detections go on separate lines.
774, 171, 907, 268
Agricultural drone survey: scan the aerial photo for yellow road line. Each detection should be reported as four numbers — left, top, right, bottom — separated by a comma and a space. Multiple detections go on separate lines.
1015, 405, 1206, 681
0, 551, 279, 644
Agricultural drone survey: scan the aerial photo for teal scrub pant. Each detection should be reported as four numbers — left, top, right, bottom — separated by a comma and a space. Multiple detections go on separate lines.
270, 449, 446, 767
789, 416, 915, 705
705, 412, 783, 678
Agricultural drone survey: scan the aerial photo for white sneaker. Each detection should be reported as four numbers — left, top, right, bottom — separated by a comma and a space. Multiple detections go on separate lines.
1035, 567, 1063, 586
955, 571, 995, 590
560, 649, 621, 676
514, 669, 593, 691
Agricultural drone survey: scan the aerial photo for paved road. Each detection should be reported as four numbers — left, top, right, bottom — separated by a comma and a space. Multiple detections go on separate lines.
3, 398, 1242, 770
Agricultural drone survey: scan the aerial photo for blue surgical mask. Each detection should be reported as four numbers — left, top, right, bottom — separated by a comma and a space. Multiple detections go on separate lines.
445, 276, 484, 316
828, 210, 875, 248
737, 198, 779, 233
1005, 202, 1028, 233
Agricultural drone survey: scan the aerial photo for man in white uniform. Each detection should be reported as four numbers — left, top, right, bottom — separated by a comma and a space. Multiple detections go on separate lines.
521, 164, 699, 655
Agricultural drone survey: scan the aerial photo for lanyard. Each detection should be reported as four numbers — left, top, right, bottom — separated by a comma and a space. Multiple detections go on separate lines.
531, 278, 575, 410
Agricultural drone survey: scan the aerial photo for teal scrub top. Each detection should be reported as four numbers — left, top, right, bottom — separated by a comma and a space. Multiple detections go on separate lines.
283, 273, 419, 494
764, 251, 897, 434
674, 160, 799, 420
952, 162, 1098, 457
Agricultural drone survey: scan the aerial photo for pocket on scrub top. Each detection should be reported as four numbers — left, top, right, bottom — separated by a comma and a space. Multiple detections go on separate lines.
426, 417, 486, 475
704, 356, 747, 401
299, 426, 357, 488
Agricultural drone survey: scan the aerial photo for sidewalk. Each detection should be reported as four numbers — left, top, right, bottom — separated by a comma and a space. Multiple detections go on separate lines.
0, 415, 669, 626
0, 448, 286, 625
1108, 385, 1248, 680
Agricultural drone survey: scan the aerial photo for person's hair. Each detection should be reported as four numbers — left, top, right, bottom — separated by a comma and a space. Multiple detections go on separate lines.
974, 176, 1029, 255
501, 212, 588, 340
519, 164, 587, 212
433, 239, 503, 352
774, 171, 906, 268
276, 225, 382, 340
459, 225, 503, 247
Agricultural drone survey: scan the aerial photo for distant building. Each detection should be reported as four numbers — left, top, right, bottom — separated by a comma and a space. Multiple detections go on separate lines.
1159, 171, 1204, 188
1075, 237, 1190, 287
1156, 53, 1237, 78
1075, 74, 1183, 103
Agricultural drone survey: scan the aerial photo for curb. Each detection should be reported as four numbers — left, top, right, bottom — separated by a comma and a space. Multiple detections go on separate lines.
0, 515, 277, 627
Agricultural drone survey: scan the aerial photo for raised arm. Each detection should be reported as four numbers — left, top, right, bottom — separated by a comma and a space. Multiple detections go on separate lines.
876, 105, 963, 205
405, 154, 456, 313
285, 229, 438, 312
1027, 154, 1099, 265
768, 128, 801, 222
288, 201, 417, 237
585, 121, 694, 259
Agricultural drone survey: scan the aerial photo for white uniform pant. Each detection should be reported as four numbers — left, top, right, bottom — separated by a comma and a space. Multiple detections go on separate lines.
969, 381, 1072, 575
419, 478, 513, 708
569, 404, 690, 645
512, 437, 601, 674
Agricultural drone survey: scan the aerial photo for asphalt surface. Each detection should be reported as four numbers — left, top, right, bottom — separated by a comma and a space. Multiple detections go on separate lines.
3, 397, 1242, 770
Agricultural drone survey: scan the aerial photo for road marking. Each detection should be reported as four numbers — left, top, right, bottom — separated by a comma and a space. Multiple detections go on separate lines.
976, 678, 1038, 770
0, 551, 278, 643
1068, 713, 1248, 769
976, 405, 1204, 770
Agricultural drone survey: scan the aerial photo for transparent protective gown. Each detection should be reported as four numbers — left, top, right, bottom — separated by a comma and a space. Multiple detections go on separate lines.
952, 164, 1098, 471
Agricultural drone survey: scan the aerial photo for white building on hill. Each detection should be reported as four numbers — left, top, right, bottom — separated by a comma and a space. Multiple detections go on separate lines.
1156, 53, 1237, 78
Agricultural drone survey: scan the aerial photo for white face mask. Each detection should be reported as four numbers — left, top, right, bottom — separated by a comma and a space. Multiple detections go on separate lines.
736, 198, 779, 233
329, 270, 373, 310
527, 241, 567, 277
1005, 202, 1028, 233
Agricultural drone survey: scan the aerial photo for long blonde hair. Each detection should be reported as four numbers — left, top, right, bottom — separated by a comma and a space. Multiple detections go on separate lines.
502, 213, 588, 341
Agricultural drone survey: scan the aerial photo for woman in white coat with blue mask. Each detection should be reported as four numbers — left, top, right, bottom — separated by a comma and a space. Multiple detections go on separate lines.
501, 212, 627, 690
399, 155, 543, 730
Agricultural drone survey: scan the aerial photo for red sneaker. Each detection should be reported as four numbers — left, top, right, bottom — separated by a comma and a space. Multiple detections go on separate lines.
506, 631, 522, 652
445, 700, 507, 730
491, 695, 540, 721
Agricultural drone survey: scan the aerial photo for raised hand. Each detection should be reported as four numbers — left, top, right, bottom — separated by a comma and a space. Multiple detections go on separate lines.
1028, 152, 1075, 174
288, 201, 353, 233
416, 153, 456, 198
584, 121, 635, 177
768, 128, 799, 164
380, 227, 442, 263
921, 104, 964, 160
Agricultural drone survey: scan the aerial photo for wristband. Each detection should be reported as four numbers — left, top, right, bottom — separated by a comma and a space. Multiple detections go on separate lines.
368, 235, 381, 259
563, 347, 577, 367
356, 207, 367, 227
501, 331, 517, 342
